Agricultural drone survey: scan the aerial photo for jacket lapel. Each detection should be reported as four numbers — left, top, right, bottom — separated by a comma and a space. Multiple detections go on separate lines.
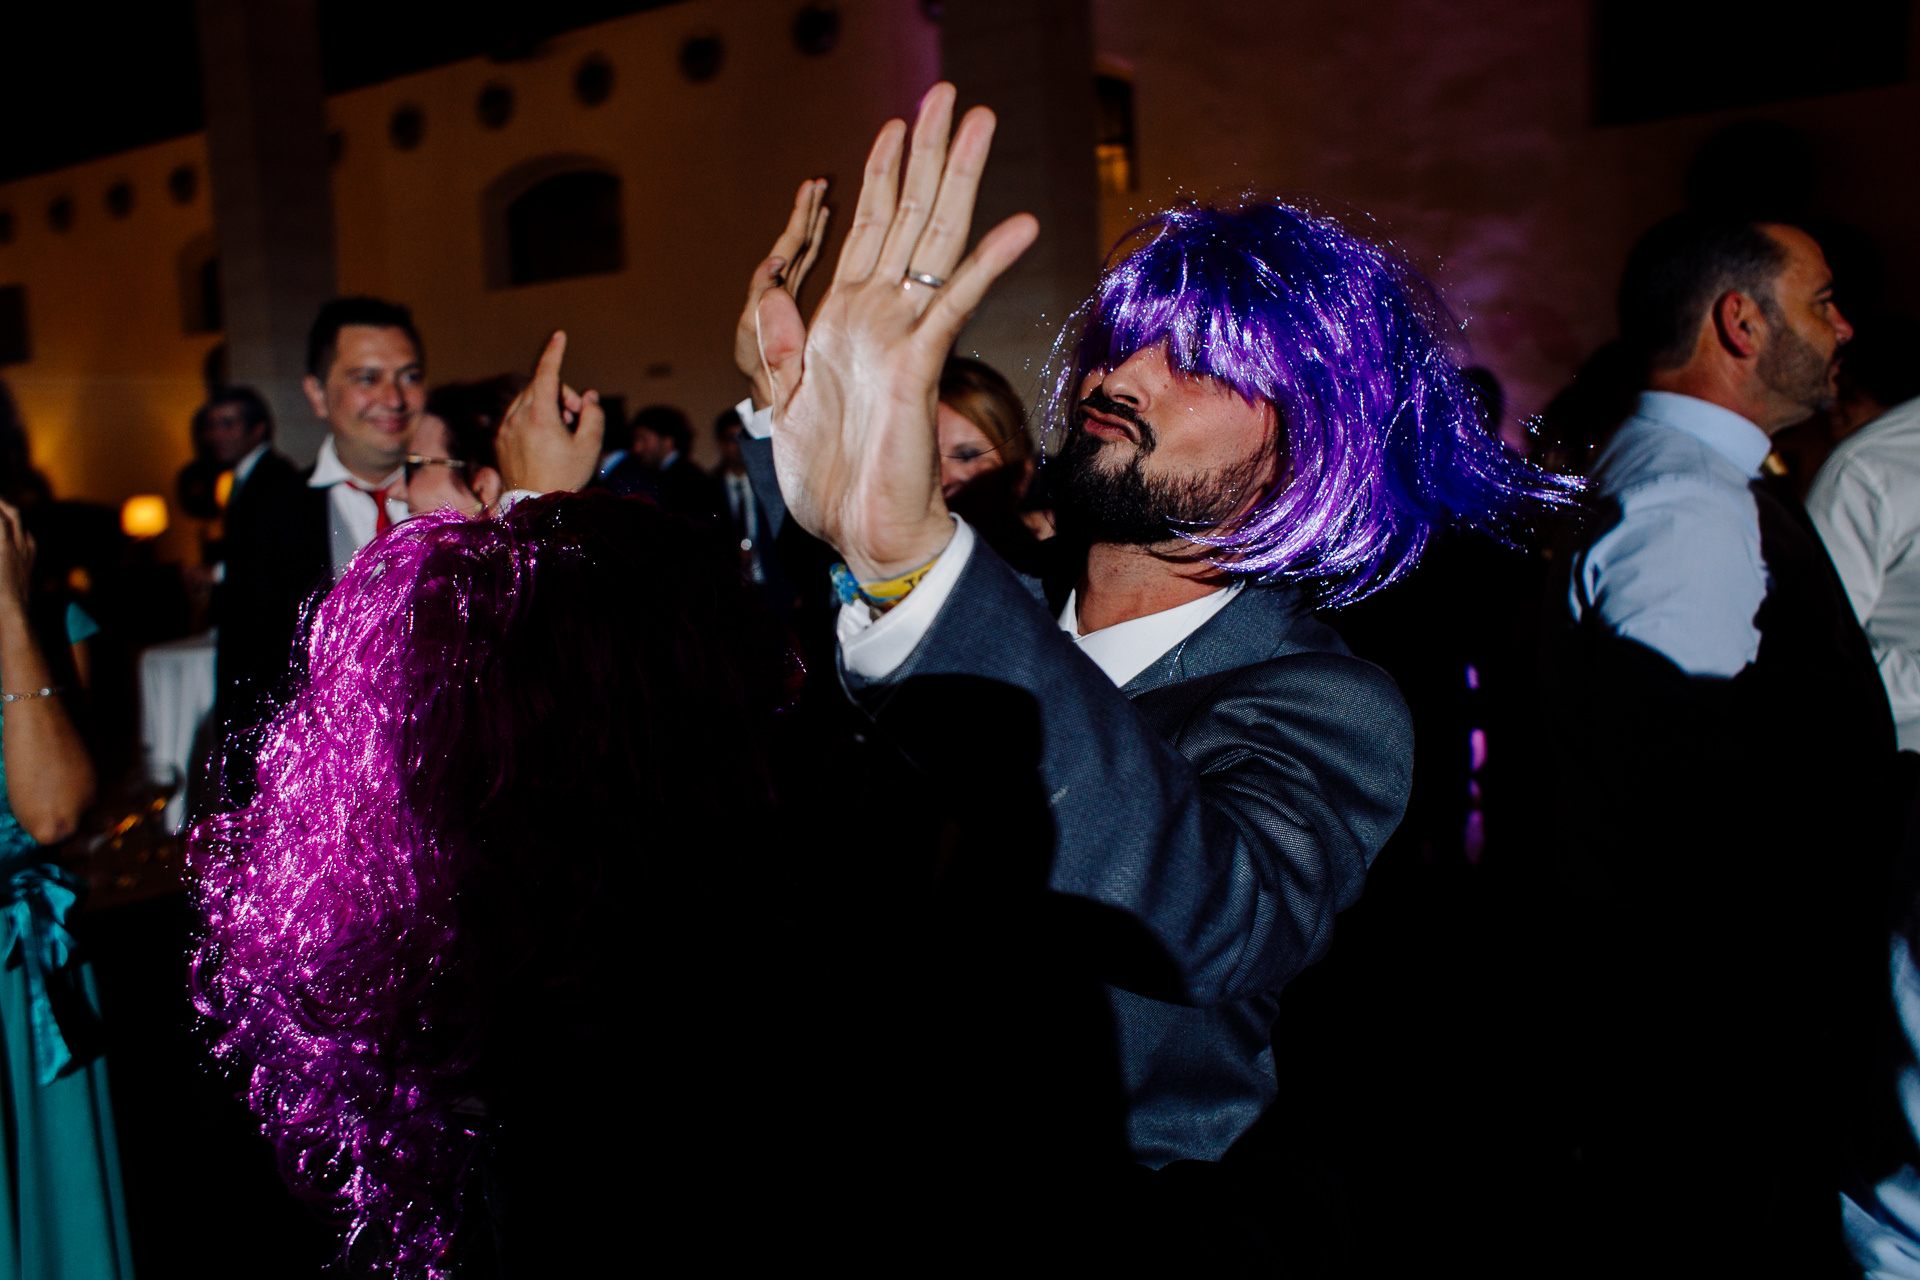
1120, 583, 1343, 698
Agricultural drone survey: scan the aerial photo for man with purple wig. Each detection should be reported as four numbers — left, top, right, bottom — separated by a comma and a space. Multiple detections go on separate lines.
720, 83, 1575, 1196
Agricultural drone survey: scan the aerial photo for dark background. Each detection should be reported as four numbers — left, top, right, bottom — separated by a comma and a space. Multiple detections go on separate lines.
0, 0, 680, 184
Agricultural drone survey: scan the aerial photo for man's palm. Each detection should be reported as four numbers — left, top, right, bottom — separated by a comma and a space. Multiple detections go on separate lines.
758, 85, 1037, 582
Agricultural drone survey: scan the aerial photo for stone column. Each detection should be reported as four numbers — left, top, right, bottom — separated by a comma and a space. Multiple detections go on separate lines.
941, 0, 1101, 422
196, 0, 337, 465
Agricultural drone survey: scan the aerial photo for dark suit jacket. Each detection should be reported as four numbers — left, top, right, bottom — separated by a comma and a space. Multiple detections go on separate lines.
213, 450, 329, 799
743, 435, 1413, 1164
602, 454, 725, 527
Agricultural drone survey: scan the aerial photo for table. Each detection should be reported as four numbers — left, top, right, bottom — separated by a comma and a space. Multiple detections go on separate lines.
138, 630, 217, 833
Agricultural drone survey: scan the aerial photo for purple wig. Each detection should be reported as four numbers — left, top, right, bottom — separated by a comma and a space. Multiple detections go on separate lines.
1048, 198, 1581, 605
190, 494, 797, 1276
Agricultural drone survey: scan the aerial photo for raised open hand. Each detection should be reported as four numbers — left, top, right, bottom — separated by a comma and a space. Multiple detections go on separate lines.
734, 178, 831, 411
495, 331, 605, 498
756, 83, 1039, 582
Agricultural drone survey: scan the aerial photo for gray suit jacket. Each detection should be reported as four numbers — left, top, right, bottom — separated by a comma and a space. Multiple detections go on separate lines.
744, 436, 1413, 1163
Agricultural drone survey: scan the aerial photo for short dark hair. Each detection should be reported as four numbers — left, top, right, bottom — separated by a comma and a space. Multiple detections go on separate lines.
631, 404, 691, 454
306, 296, 423, 379
423, 376, 522, 473
713, 406, 743, 439
194, 384, 275, 441
1618, 213, 1790, 372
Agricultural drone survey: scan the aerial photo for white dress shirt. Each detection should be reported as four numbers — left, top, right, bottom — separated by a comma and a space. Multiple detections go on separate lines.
309, 436, 406, 582
1569, 390, 1774, 678
1807, 395, 1920, 750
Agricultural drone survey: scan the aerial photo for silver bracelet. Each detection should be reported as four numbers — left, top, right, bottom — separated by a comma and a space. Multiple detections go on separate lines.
0, 687, 59, 703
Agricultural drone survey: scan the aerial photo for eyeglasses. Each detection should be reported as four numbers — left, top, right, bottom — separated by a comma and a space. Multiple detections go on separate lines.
403, 454, 470, 482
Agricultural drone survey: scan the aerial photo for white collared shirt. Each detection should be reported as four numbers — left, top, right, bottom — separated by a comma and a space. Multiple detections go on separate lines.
309, 435, 406, 582
1057, 581, 1244, 686
1808, 394, 1920, 750
1569, 390, 1774, 678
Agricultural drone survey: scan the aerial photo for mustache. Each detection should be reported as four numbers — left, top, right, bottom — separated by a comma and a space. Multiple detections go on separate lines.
1075, 387, 1157, 452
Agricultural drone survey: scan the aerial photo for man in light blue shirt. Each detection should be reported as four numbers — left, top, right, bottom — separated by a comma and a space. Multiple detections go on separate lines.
1571, 219, 1851, 667
1558, 211, 1893, 1279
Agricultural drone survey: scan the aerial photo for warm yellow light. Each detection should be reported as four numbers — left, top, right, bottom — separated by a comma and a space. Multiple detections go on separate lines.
214, 469, 235, 509
121, 494, 169, 539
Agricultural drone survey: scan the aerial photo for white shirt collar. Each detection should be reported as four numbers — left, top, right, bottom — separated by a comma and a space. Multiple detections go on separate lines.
308, 434, 400, 490
1058, 580, 1245, 688
1635, 391, 1772, 478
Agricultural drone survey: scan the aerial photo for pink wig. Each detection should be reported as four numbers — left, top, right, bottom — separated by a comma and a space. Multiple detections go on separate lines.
190, 494, 797, 1275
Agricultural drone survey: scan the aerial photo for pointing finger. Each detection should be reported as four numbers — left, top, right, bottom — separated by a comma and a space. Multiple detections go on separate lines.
530, 330, 568, 400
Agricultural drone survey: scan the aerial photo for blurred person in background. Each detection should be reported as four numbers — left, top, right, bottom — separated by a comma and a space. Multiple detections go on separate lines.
181, 387, 280, 606
0, 496, 132, 1279
1554, 212, 1898, 1277
937, 356, 1045, 576
602, 404, 722, 526
398, 378, 516, 518
211, 382, 325, 805
216, 298, 423, 806
715, 405, 800, 616
299, 297, 425, 580
1806, 319, 1920, 752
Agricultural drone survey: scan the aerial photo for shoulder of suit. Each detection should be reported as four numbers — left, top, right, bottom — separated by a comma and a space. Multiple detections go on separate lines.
1209, 641, 1410, 721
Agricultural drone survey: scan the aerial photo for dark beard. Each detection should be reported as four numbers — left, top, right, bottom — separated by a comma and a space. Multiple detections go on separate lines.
1759, 309, 1837, 416
1049, 422, 1272, 547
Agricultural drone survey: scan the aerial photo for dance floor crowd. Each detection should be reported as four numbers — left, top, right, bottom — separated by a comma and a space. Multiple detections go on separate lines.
8, 84, 1920, 1278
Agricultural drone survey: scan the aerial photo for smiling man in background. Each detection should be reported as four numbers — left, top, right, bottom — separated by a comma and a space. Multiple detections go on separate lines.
300, 296, 425, 579
215, 296, 424, 806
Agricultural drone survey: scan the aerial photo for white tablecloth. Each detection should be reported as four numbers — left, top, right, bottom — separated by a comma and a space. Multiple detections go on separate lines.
139, 630, 217, 833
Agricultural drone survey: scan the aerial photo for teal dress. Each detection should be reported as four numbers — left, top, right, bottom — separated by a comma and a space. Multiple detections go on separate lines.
0, 606, 133, 1279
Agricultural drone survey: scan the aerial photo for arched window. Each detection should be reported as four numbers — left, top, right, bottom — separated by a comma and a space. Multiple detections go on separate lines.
506, 171, 622, 287
482, 159, 625, 290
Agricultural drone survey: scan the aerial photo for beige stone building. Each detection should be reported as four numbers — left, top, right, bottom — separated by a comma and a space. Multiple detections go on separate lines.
4, 0, 1919, 567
